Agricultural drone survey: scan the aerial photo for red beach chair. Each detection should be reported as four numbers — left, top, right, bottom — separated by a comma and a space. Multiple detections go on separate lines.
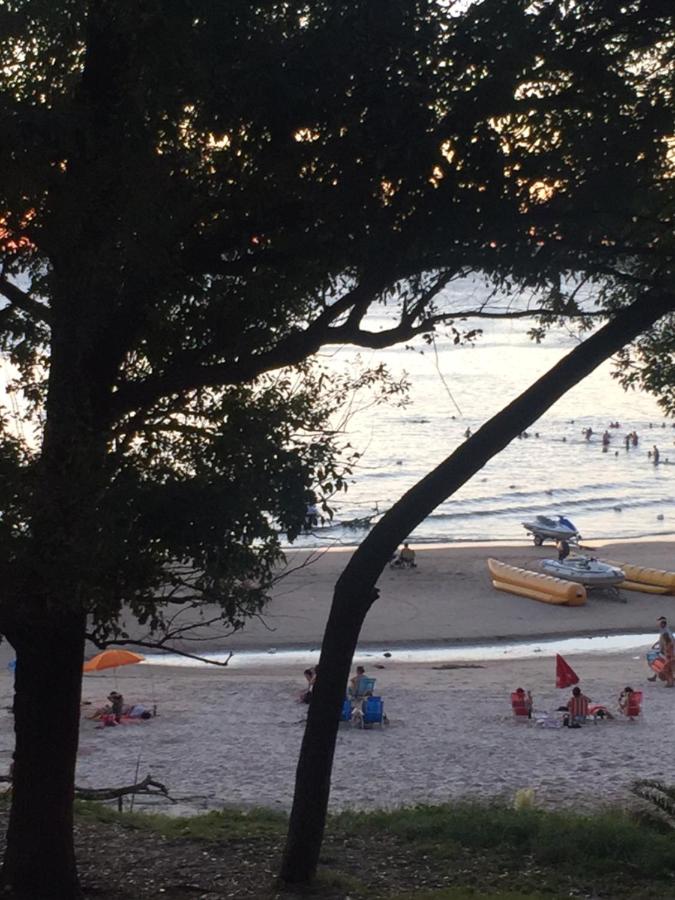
624, 690, 643, 719
511, 690, 531, 718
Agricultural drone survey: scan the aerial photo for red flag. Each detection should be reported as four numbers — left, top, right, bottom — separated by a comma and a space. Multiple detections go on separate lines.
556, 654, 579, 689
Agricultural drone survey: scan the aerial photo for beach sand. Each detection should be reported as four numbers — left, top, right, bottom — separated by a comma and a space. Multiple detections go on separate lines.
1, 538, 674, 817
163, 537, 675, 653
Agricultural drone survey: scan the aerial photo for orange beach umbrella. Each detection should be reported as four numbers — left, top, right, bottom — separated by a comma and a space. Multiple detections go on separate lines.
83, 649, 145, 673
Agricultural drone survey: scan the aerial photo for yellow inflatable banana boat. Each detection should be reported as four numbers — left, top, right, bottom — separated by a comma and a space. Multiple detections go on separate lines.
604, 561, 675, 595
487, 558, 586, 606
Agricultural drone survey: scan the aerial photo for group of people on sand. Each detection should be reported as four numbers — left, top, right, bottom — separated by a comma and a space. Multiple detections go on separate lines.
298, 663, 378, 713
513, 617, 675, 728
87, 691, 155, 725
514, 684, 639, 728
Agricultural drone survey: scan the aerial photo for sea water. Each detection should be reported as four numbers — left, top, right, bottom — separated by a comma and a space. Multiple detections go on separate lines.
141, 632, 655, 668
289, 278, 674, 548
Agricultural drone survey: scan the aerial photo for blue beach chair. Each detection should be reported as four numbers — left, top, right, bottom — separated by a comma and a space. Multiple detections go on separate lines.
349, 675, 376, 700
340, 698, 353, 722
360, 695, 385, 728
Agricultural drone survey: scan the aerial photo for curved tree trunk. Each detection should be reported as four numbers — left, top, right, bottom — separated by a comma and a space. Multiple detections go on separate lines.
1, 613, 87, 900
280, 290, 675, 884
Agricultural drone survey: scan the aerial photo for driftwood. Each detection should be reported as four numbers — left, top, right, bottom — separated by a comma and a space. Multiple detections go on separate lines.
1, 772, 173, 810
74, 773, 173, 803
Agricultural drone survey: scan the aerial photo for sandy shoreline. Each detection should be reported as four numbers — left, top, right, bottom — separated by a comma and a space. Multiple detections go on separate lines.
3, 648, 672, 819
156, 537, 675, 656
1, 538, 674, 818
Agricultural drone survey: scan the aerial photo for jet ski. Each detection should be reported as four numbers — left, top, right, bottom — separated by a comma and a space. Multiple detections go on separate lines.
521, 514, 580, 546
540, 556, 625, 587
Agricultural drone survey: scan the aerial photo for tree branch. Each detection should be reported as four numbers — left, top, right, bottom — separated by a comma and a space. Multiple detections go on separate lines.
0, 277, 51, 325
110, 273, 391, 418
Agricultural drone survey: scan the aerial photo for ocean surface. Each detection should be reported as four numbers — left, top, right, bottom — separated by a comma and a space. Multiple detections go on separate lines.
289, 278, 674, 548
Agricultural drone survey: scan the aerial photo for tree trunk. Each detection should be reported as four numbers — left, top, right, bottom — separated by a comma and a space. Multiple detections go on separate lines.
1, 613, 87, 900
0, 315, 109, 897
279, 290, 675, 884
282, 583, 376, 874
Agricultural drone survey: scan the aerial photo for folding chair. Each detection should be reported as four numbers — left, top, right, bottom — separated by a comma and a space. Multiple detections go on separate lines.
350, 676, 376, 700
625, 690, 643, 719
359, 695, 385, 728
340, 698, 353, 722
511, 691, 531, 719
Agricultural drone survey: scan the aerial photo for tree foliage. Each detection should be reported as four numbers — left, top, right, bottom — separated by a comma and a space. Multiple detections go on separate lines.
0, 1, 673, 897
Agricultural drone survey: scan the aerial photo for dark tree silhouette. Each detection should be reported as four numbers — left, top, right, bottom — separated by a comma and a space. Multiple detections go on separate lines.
0, 1, 672, 897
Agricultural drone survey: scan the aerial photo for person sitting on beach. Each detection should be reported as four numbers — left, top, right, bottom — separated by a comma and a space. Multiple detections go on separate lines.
304, 502, 319, 531
348, 665, 367, 698
565, 686, 590, 726
618, 686, 634, 715
299, 667, 316, 704
392, 542, 416, 568
512, 687, 533, 718
107, 691, 124, 723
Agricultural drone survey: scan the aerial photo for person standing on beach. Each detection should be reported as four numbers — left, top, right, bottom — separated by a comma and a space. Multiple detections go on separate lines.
648, 617, 674, 682
556, 539, 570, 562
659, 628, 674, 687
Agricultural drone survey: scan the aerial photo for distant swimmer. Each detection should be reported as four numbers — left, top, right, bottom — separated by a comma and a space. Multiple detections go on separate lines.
631, 431, 639, 447
625, 433, 631, 450
584, 427, 593, 441
464, 427, 472, 439
653, 445, 660, 465
602, 430, 611, 446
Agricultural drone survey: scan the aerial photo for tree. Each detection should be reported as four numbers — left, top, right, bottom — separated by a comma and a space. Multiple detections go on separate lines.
0, 1, 672, 897
280, 289, 675, 885
279, 0, 675, 884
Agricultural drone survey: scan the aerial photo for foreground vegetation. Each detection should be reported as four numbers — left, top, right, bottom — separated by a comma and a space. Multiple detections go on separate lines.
1, 798, 665, 898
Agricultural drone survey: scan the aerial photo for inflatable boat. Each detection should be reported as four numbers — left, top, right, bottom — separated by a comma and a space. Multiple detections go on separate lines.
539, 556, 624, 588
487, 558, 586, 606
604, 561, 675, 595
521, 515, 580, 546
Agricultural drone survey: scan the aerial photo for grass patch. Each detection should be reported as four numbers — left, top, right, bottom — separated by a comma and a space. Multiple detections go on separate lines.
334, 802, 675, 881
67, 799, 675, 897
390, 891, 557, 900
74, 800, 288, 841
